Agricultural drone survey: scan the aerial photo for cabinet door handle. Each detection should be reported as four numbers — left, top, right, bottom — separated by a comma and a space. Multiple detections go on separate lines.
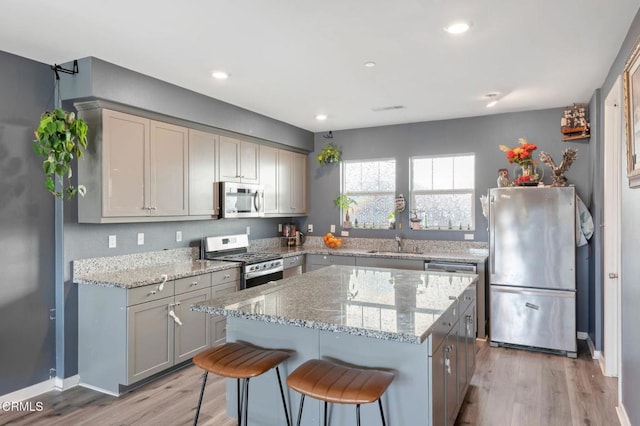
168, 309, 183, 326
445, 357, 451, 374
158, 274, 168, 292
525, 302, 539, 310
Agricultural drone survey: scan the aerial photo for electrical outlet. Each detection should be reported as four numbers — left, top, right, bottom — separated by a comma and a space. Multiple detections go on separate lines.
246, 226, 251, 235
330, 224, 336, 233
108, 235, 117, 248
307, 224, 313, 233
464, 233, 474, 240
278, 224, 282, 232
341, 231, 349, 237
176, 231, 182, 242
137, 233, 144, 245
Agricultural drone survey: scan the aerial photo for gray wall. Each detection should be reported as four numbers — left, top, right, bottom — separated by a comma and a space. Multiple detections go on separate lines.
59, 57, 314, 377
305, 109, 593, 333
598, 6, 640, 424
59, 57, 314, 152
0, 51, 55, 395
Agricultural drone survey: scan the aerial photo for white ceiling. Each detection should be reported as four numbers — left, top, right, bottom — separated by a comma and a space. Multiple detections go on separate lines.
2, 1, 638, 132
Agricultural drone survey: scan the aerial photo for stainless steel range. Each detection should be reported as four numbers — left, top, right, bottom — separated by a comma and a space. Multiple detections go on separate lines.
202, 234, 283, 290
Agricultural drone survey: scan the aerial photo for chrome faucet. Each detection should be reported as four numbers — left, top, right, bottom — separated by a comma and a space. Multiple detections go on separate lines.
395, 234, 402, 252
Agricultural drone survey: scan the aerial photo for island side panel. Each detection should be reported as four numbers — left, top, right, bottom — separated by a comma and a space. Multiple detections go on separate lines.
226, 317, 322, 426
319, 331, 430, 426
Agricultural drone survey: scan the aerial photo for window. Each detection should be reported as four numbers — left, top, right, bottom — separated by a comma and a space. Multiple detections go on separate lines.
342, 159, 396, 229
410, 154, 475, 230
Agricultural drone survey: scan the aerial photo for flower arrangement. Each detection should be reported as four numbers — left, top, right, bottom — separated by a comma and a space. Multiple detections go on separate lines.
499, 138, 537, 166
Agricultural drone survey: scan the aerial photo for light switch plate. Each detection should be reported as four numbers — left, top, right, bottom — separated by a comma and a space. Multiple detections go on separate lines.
176, 231, 182, 242
137, 233, 144, 245
330, 224, 336, 233
108, 235, 117, 248
246, 226, 251, 235
464, 233, 474, 240
341, 231, 349, 237
307, 224, 313, 233
278, 224, 282, 232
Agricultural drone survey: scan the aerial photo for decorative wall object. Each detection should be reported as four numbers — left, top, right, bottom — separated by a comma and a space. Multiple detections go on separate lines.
539, 149, 578, 187
560, 104, 590, 141
317, 142, 341, 164
623, 36, 640, 188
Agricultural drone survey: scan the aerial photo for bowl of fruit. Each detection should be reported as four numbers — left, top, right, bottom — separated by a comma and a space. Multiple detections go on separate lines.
323, 232, 342, 249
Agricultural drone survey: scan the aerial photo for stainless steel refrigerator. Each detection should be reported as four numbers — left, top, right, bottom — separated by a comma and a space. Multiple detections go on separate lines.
489, 186, 576, 357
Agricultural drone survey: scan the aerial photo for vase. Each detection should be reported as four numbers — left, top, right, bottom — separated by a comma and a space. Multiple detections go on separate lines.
513, 162, 543, 186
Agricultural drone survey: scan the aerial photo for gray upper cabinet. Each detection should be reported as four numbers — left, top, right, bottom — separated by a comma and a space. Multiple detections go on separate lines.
77, 108, 189, 222
219, 135, 260, 184
277, 149, 307, 215
188, 129, 219, 217
259, 145, 279, 214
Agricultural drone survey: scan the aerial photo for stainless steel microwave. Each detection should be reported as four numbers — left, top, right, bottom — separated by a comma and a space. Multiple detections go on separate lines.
219, 182, 264, 218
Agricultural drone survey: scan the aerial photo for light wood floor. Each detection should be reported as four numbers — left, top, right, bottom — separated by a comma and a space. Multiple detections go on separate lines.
0, 341, 618, 426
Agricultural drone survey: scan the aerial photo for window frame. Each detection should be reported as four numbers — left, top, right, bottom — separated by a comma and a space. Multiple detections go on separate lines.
340, 157, 397, 230
409, 153, 476, 231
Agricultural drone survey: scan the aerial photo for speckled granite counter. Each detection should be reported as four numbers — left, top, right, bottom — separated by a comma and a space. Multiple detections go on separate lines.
72, 247, 239, 289
192, 264, 477, 344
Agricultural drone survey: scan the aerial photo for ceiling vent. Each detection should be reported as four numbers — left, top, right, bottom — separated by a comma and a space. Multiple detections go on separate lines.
371, 105, 405, 112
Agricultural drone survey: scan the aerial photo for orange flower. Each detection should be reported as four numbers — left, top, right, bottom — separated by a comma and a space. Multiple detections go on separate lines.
499, 138, 537, 166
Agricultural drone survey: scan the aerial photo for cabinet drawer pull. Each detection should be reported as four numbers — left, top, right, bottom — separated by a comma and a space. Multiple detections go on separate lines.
224, 274, 230, 279
443, 321, 452, 328
449, 296, 458, 301
190, 281, 199, 287
525, 302, 539, 310
158, 274, 168, 292
148, 290, 157, 296
464, 295, 473, 301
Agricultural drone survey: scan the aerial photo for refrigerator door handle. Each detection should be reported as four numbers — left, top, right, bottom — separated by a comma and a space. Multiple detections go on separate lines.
525, 302, 540, 310
489, 194, 495, 274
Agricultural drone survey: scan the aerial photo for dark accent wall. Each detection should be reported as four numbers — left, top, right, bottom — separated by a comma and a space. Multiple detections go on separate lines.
0, 51, 55, 395
599, 6, 640, 424
59, 57, 313, 377
59, 57, 314, 151
305, 108, 593, 333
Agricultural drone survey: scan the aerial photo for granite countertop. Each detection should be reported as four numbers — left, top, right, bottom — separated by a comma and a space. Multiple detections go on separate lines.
262, 246, 487, 264
191, 265, 477, 344
73, 260, 239, 289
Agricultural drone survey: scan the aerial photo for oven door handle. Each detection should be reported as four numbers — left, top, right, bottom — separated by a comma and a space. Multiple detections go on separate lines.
245, 266, 284, 280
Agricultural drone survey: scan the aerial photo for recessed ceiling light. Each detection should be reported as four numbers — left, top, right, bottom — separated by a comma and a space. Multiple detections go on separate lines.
364, 61, 376, 68
444, 21, 471, 34
211, 71, 229, 80
315, 114, 328, 121
485, 93, 499, 108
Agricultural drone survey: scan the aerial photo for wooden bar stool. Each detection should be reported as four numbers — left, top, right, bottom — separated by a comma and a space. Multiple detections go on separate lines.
192, 341, 292, 426
286, 359, 395, 426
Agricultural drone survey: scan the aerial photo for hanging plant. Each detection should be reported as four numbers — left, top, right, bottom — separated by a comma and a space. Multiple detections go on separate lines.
317, 142, 341, 164
33, 108, 88, 199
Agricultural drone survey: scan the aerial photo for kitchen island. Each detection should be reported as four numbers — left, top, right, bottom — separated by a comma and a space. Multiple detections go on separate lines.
192, 265, 478, 426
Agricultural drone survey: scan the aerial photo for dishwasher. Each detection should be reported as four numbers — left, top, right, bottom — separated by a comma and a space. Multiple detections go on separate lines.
424, 261, 477, 274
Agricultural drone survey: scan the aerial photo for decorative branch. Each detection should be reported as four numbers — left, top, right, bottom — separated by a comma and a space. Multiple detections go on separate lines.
539, 148, 577, 187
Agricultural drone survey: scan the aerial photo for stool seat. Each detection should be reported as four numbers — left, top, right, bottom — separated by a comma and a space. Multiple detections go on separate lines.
287, 359, 394, 405
193, 341, 291, 379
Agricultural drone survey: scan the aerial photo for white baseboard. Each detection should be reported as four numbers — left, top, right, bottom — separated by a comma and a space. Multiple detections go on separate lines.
78, 382, 120, 397
54, 375, 79, 391
617, 402, 631, 426
0, 375, 80, 403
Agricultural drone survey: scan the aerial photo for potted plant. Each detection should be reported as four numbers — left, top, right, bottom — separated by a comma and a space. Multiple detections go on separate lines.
334, 193, 357, 228
317, 142, 341, 164
388, 210, 396, 229
33, 108, 88, 199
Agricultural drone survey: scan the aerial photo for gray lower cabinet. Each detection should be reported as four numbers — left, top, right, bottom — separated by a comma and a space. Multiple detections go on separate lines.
79, 269, 239, 395
210, 269, 241, 347
354, 256, 423, 270
428, 285, 476, 426
283, 254, 305, 278
305, 253, 355, 271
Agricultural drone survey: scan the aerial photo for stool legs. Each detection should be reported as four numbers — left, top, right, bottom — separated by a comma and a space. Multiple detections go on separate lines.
194, 371, 209, 426
378, 398, 386, 426
294, 397, 387, 426
275, 367, 291, 426
296, 395, 306, 426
